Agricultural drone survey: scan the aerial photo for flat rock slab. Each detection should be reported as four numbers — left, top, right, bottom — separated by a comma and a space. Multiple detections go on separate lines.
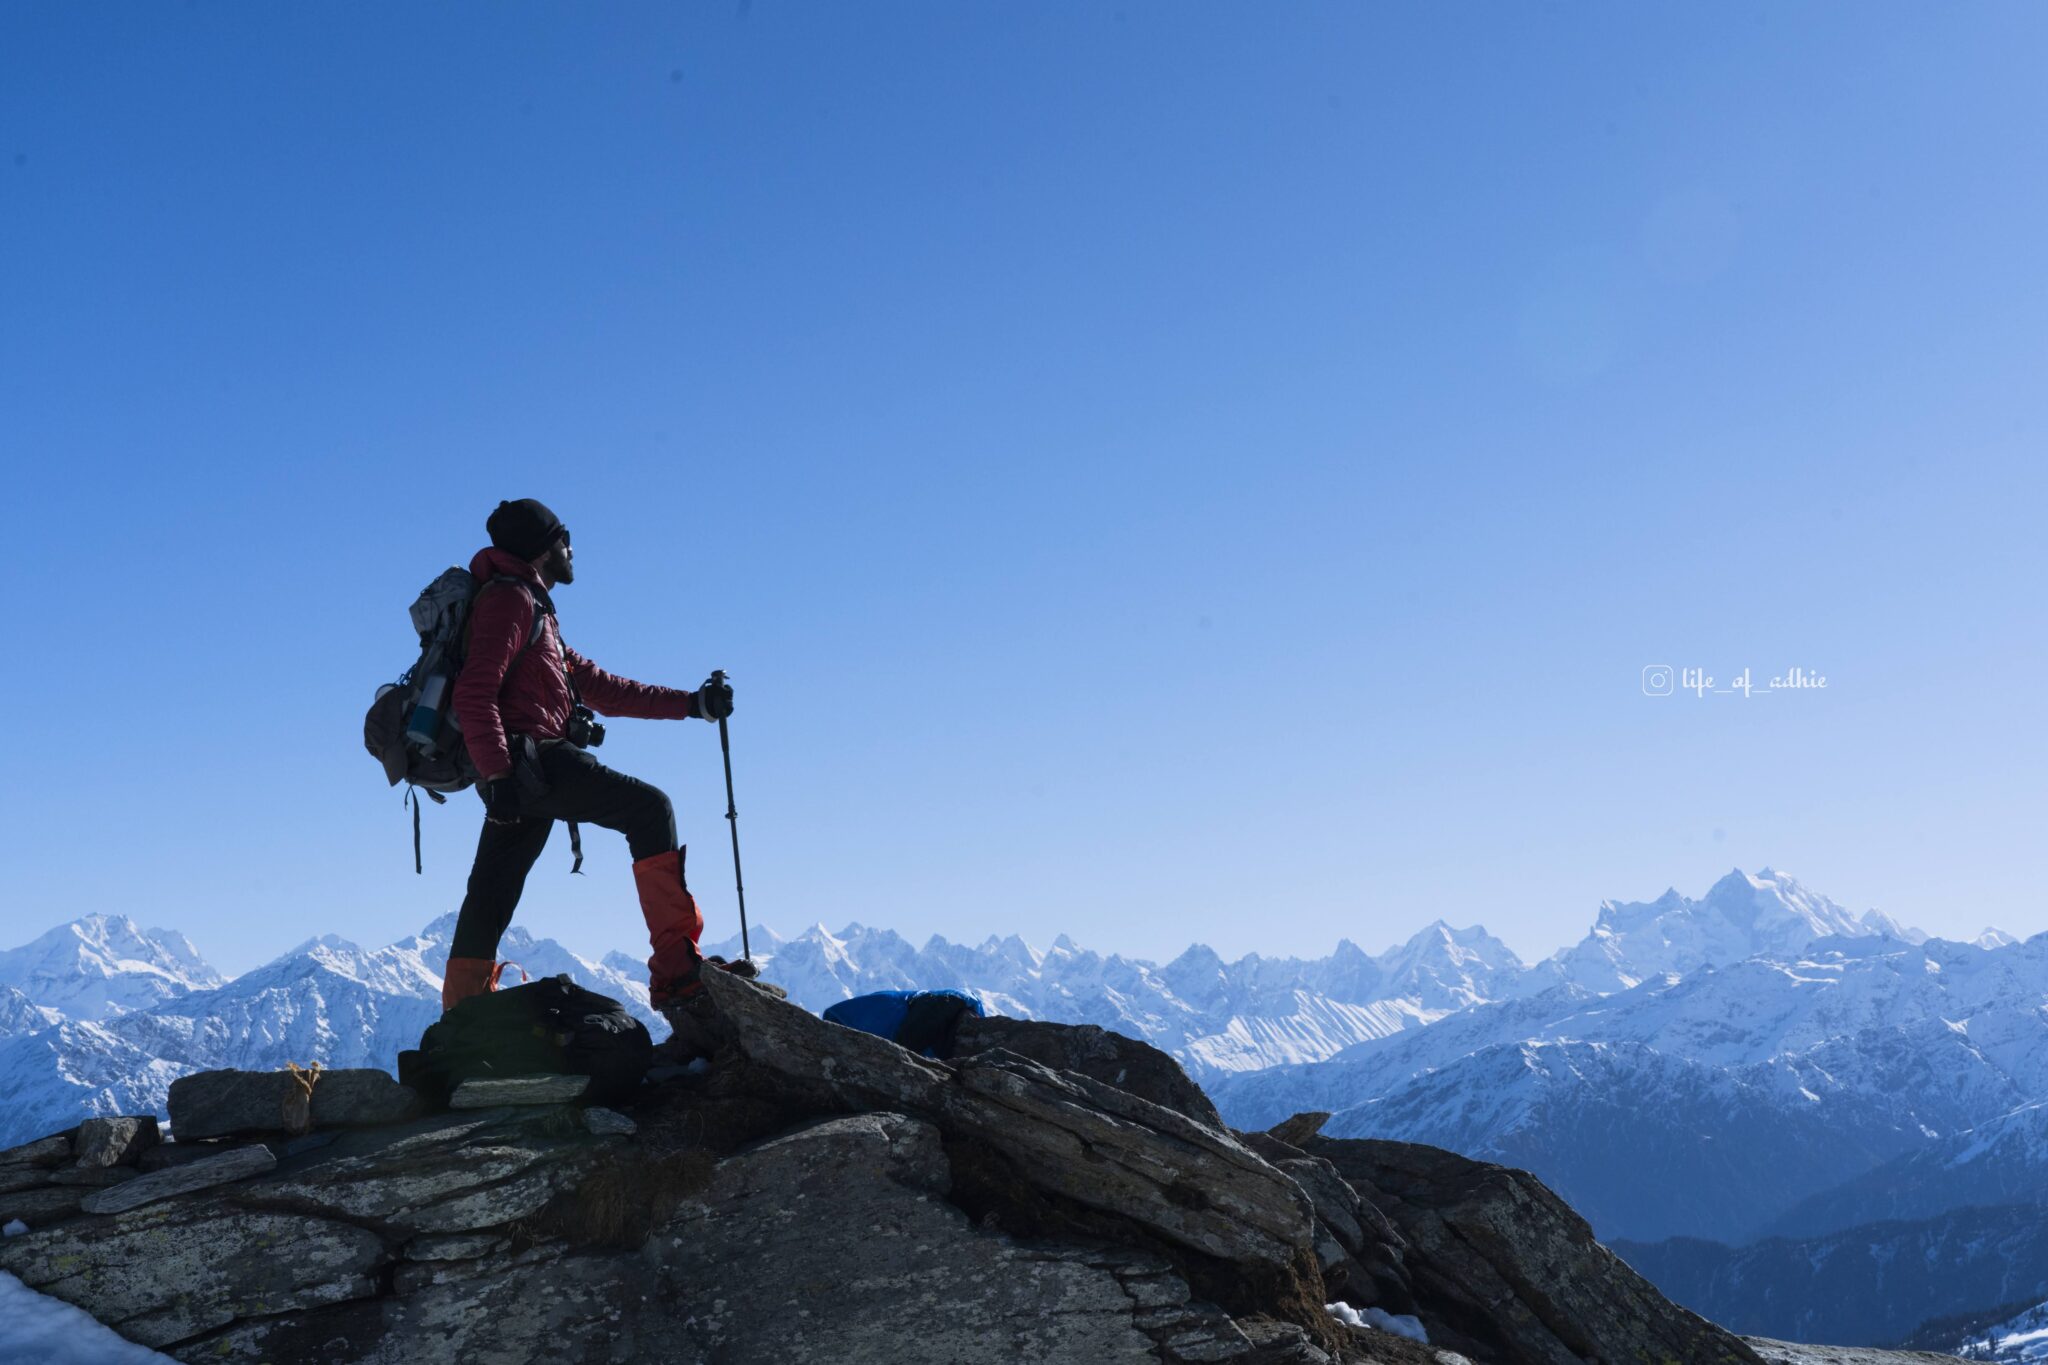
193, 1241, 644, 1364
81, 1144, 278, 1215
653, 1111, 1249, 1364
50, 1166, 142, 1188
0, 1133, 74, 1168
0, 1196, 384, 1351
0, 1184, 86, 1228
449, 1074, 590, 1108
170, 1069, 420, 1139
0, 1166, 51, 1196
139, 1141, 259, 1172
75, 1116, 161, 1168
252, 1110, 590, 1237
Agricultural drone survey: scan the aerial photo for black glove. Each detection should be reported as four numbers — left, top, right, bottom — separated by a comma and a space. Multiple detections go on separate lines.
482, 777, 523, 825
694, 674, 734, 722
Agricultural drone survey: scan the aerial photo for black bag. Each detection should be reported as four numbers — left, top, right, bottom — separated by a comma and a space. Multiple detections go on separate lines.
399, 974, 651, 1110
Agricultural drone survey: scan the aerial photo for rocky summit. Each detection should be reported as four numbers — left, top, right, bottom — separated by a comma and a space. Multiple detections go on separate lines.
0, 971, 1961, 1364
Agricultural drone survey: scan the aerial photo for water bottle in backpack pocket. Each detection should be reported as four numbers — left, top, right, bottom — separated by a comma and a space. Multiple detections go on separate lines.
404, 672, 452, 753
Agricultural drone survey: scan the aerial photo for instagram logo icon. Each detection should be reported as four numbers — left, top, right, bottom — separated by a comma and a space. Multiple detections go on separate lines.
1642, 664, 1675, 696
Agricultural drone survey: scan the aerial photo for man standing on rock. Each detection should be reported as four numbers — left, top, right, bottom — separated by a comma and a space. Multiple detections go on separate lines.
442, 497, 745, 1016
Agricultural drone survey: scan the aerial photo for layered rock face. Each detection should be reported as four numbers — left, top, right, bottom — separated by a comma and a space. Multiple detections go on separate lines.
0, 971, 1896, 1364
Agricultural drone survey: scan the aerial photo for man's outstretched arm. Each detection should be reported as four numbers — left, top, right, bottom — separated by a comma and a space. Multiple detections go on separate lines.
562, 646, 700, 720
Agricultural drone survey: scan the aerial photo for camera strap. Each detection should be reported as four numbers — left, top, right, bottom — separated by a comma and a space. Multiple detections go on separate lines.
531, 605, 585, 877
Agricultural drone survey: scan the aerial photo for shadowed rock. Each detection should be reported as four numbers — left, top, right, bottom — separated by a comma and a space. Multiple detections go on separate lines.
696, 966, 1321, 1278
0, 1184, 86, 1228
49, 1165, 142, 1187
952, 1013, 1226, 1129
581, 1106, 636, 1136
1298, 1128, 1765, 1365
0, 1132, 73, 1167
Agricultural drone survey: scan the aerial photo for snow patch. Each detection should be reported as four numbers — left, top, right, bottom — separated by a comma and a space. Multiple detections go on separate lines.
1327, 1300, 1429, 1342
0, 1270, 178, 1362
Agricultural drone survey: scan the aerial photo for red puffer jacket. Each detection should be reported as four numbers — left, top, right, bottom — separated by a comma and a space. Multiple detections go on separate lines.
450, 546, 697, 781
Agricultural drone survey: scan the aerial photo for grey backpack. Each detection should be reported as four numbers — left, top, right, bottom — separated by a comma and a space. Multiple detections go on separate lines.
364, 569, 542, 870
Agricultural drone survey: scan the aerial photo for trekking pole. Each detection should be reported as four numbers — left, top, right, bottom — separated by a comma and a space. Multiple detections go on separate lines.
709, 670, 751, 962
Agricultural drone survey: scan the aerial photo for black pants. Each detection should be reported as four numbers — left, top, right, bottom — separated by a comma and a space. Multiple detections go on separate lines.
450, 742, 677, 961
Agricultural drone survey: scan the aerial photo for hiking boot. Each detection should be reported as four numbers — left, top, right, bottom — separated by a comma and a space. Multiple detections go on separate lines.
651, 955, 788, 1010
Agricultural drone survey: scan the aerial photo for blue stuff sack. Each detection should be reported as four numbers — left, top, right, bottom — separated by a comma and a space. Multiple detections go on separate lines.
822, 989, 985, 1059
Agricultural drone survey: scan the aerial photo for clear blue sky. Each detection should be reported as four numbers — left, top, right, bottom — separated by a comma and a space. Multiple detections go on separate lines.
3, 3, 2043, 975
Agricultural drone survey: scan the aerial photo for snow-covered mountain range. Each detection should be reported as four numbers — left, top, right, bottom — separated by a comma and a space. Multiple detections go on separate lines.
1210, 927, 2048, 1241
6, 863, 2047, 1347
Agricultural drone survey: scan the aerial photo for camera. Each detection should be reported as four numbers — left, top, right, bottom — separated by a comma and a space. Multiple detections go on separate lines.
565, 704, 606, 749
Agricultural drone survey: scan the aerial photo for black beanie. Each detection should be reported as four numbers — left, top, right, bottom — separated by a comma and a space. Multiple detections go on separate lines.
486, 499, 566, 561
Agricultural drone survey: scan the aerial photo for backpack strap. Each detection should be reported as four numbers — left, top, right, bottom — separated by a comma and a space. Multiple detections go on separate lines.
403, 785, 448, 876
394, 580, 543, 878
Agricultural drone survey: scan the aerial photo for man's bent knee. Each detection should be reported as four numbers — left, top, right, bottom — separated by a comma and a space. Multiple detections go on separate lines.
625, 787, 677, 862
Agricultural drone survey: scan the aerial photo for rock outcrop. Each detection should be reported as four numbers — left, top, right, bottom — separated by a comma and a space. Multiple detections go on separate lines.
951, 1011, 1227, 1128
1286, 1119, 1764, 1365
0, 971, 1947, 1364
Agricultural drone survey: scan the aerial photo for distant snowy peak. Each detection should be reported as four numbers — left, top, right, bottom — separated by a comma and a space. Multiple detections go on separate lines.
224, 935, 443, 1002
1375, 920, 1528, 1010
1550, 867, 1924, 992
0, 985, 60, 1038
0, 914, 223, 1020
1854, 906, 1929, 944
